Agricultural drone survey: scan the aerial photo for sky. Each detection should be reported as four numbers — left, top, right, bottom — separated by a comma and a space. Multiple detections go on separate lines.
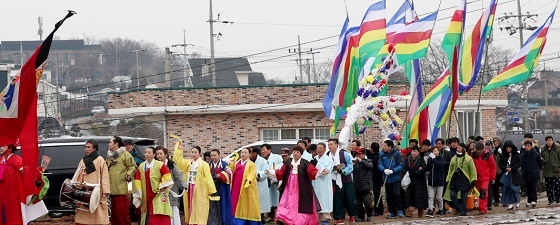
0, 0, 558, 83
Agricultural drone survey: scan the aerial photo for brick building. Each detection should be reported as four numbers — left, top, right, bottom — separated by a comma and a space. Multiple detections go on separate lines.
107, 83, 507, 154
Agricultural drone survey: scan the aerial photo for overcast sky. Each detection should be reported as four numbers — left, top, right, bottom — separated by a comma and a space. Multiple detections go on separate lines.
0, 0, 557, 83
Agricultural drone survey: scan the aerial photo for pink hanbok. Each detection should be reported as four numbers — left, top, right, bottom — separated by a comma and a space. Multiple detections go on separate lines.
273, 158, 320, 225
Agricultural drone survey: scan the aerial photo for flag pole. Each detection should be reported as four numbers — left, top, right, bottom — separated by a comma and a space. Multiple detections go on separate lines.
474, 36, 492, 136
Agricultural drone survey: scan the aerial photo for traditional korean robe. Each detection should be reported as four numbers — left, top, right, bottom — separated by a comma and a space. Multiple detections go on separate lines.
254, 156, 270, 213
134, 160, 174, 225
231, 159, 261, 225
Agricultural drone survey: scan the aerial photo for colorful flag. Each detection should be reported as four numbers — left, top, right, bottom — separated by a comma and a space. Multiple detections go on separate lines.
483, 10, 554, 92
437, 0, 466, 127
323, 16, 349, 120
386, 0, 416, 39
459, 0, 497, 91
376, 11, 438, 66
0, 11, 75, 223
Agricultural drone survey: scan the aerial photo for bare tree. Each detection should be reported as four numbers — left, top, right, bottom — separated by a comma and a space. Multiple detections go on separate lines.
99, 38, 163, 89
313, 59, 334, 83
420, 39, 514, 82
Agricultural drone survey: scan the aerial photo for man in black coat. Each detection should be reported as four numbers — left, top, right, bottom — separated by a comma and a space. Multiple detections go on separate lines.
521, 140, 544, 207
367, 142, 384, 217
353, 148, 374, 222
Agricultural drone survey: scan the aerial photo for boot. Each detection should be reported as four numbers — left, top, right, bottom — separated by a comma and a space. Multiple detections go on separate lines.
406, 207, 414, 218
418, 208, 425, 218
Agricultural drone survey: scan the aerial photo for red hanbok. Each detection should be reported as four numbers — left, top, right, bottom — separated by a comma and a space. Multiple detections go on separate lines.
0, 154, 24, 225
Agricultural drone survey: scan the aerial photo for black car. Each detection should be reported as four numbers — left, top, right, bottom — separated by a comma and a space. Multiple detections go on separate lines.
39, 136, 156, 217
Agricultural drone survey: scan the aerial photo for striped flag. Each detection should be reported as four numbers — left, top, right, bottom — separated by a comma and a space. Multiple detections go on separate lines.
437, 0, 466, 127
459, 0, 497, 91
323, 16, 349, 120
349, 0, 386, 99
483, 9, 555, 92
386, 0, 416, 38
376, 11, 438, 66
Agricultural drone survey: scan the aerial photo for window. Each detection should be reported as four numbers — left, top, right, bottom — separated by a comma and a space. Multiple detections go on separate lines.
262, 129, 279, 141
281, 129, 296, 139
298, 129, 313, 139
457, 111, 481, 142
261, 127, 330, 141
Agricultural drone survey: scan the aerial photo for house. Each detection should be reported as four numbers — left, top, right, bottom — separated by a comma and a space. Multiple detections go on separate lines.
107, 83, 508, 153
187, 57, 267, 87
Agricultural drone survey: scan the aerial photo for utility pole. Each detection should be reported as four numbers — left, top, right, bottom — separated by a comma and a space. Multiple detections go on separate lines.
306, 48, 320, 83
209, 0, 216, 86
207, 0, 234, 87
164, 47, 171, 87
305, 58, 311, 83
130, 49, 145, 88
497, 1, 538, 132
289, 36, 304, 83
172, 30, 195, 87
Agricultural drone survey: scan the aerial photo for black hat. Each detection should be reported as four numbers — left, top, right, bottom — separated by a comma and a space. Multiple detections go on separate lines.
124, 139, 133, 145
475, 142, 485, 150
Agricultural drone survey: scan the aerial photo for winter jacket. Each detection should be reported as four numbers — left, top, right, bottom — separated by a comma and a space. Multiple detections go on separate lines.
498, 151, 522, 186
472, 149, 497, 182
541, 143, 560, 178
442, 149, 455, 182
444, 154, 479, 201
427, 155, 446, 187
378, 148, 405, 184
353, 158, 374, 191
368, 151, 383, 183
521, 149, 544, 181
405, 156, 428, 209
493, 148, 502, 175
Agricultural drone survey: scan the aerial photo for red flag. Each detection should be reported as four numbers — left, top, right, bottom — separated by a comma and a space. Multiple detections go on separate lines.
0, 11, 75, 222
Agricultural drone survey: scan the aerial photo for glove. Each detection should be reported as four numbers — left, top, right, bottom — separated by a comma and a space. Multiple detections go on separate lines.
480, 189, 486, 200
384, 169, 393, 175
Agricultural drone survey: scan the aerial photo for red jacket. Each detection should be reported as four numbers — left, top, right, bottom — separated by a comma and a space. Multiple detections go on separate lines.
472, 149, 497, 182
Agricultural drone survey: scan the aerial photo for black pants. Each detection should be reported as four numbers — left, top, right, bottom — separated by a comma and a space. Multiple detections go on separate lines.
373, 179, 384, 215
491, 173, 502, 204
333, 182, 358, 220
385, 182, 402, 215
525, 178, 539, 203
400, 187, 408, 209
355, 190, 373, 219
449, 189, 468, 215
545, 177, 560, 203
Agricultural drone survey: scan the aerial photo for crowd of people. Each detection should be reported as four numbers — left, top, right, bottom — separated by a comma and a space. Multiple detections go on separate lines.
32, 132, 560, 225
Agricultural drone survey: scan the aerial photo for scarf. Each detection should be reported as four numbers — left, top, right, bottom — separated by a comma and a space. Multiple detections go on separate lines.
83, 151, 99, 174
107, 147, 127, 159
331, 149, 343, 189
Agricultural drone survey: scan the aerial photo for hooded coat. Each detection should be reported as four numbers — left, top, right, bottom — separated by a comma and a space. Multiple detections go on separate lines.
498, 141, 522, 185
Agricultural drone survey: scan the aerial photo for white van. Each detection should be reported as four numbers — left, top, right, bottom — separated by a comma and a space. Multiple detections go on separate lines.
224, 139, 328, 162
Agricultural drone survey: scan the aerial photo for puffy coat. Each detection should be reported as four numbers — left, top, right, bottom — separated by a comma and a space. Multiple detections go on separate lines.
521, 149, 544, 181
427, 155, 446, 187
472, 149, 497, 182
353, 158, 374, 191
541, 143, 560, 178
378, 148, 405, 184
405, 156, 428, 209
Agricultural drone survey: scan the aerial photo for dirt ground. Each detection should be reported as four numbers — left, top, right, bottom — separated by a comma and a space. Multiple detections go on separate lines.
28, 199, 559, 225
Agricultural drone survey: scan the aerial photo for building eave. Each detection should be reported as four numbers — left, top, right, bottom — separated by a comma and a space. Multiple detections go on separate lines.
109, 100, 508, 118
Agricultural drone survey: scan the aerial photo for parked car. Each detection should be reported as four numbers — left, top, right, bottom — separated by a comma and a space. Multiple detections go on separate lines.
223, 139, 328, 162
39, 136, 156, 218
91, 106, 105, 114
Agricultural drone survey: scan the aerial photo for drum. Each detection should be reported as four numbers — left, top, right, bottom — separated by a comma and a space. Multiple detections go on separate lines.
59, 179, 101, 213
